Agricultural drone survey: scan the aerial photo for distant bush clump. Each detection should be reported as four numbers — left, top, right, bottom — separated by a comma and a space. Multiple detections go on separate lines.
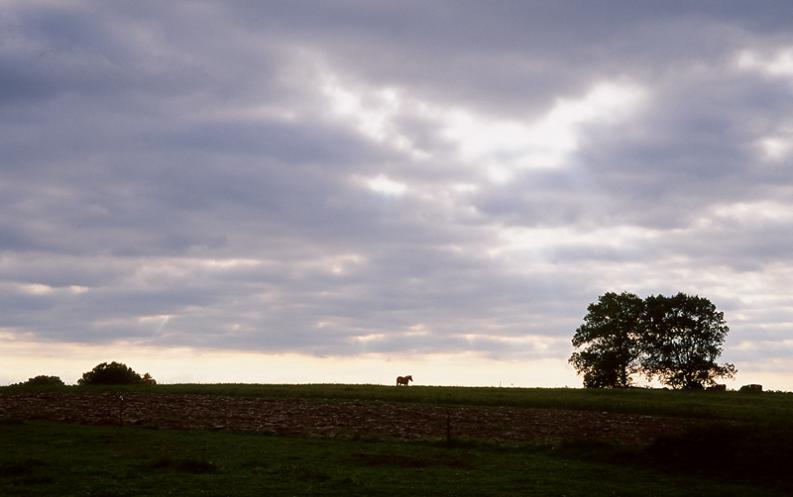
18, 375, 65, 386
78, 362, 154, 385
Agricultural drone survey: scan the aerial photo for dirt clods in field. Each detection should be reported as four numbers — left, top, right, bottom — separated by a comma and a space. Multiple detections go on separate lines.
0, 392, 702, 447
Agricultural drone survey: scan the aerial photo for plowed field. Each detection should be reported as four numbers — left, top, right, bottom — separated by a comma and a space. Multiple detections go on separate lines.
0, 392, 709, 446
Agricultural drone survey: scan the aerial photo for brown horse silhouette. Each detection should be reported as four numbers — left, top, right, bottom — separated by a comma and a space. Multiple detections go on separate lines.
396, 375, 413, 386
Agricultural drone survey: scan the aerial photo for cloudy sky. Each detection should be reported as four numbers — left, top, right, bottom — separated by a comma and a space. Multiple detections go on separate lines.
2, 1, 793, 388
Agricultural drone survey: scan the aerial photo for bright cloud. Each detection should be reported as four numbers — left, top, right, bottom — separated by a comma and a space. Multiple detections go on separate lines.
320, 70, 646, 183
322, 76, 427, 159
737, 47, 793, 77
442, 82, 647, 178
364, 174, 408, 196
758, 132, 793, 161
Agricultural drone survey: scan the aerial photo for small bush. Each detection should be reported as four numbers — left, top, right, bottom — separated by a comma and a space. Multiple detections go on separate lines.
19, 375, 65, 386
78, 362, 147, 385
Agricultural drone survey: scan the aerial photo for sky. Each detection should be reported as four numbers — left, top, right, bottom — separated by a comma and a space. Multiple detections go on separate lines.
2, 1, 793, 389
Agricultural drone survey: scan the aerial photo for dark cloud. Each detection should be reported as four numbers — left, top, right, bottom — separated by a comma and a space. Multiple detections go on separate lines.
1, 0, 792, 378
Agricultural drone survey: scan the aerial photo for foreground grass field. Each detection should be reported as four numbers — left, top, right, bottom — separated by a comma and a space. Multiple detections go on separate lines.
0, 420, 788, 497
2, 384, 793, 496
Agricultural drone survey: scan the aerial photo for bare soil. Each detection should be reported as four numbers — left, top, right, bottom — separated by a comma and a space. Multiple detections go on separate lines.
0, 392, 706, 446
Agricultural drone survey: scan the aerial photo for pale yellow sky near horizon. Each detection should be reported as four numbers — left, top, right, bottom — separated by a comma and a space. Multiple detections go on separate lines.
2, 339, 791, 391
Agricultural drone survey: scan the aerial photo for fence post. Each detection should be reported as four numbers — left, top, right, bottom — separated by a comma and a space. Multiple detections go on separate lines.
445, 407, 453, 446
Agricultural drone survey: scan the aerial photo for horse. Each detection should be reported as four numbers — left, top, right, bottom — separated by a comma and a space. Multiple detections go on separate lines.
396, 375, 413, 386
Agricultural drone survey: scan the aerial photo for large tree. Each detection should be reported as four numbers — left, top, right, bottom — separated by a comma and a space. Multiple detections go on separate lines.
569, 292, 645, 388
641, 293, 736, 390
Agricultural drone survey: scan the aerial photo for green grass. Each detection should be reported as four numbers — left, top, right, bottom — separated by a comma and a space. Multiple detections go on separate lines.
0, 420, 787, 497
5, 383, 793, 427
3, 384, 793, 495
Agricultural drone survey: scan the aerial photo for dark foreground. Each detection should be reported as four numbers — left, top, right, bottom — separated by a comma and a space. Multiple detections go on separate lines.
0, 420, 788, 497
1, 386, 792, 496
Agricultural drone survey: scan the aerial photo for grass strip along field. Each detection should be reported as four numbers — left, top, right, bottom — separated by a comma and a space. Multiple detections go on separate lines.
2, 384, 793, 496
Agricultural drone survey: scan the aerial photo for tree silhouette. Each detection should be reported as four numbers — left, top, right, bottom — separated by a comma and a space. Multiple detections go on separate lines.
569, 292, 644, 388
77, 361, 148, 385
641, 293, 736, 390
20, 375, 64, 386
570, 292, 736, 389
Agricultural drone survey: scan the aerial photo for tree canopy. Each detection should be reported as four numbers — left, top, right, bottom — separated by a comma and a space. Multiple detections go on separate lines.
641, 293, 736, 389
18, 375, 65, 386
569, 292, 736, 389
77, 361, 152, 385
569, 292, 644, 388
